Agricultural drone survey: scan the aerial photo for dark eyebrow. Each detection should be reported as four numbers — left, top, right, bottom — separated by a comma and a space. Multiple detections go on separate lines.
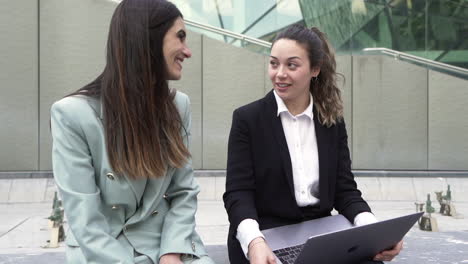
269, 55, 302, 61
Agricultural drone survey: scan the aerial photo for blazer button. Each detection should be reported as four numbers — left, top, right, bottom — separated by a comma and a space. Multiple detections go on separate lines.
106, 173, 115, 180
151, 210, 158, 216
111, 205, 119, 210
191, 241, 196, 252
163, 194, 168, 199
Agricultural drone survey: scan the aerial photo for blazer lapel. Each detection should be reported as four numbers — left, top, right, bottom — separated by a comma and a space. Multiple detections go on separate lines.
86, 96, 148, 204
123, 177, 148, 205
126, 171, 170, 225
313, 107, 330, 210
265, 91, 295, 197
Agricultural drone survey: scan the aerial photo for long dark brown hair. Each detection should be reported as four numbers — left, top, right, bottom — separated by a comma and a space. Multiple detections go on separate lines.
67, 0, 189, 179
273, 24, 344, 127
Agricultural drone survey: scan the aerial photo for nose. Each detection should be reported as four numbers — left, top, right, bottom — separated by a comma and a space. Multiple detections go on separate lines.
277, 66, 287, 78
183, 45, 192, 59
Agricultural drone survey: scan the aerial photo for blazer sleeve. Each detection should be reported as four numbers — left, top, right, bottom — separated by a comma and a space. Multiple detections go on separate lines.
223, 108, 259, 232
333, 120, 371, 221
159, 95, 202, 258
50, 100, 134, 264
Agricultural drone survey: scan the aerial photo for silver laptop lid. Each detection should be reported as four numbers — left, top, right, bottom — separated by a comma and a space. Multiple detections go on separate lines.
294, 212, 423, 264
262, 214, 353, 251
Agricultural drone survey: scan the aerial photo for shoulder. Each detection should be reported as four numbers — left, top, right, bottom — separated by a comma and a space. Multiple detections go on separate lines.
173, 90, 190, 123
334, 117, 346, 130
174, 90, 189, 107
173, 90, 189, 111
336, 117, 348, 136
50, 95, 99, 127
51, 96, 91, 115
233, 93, 270, 120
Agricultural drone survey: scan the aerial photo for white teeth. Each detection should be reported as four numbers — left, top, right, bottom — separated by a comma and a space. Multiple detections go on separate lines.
175, 58, 183, 68
277, 84, 289, 87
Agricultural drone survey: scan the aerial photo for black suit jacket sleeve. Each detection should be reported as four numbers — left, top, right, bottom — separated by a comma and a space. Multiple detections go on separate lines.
223, 107, 259, 232
334, 121, 371, 221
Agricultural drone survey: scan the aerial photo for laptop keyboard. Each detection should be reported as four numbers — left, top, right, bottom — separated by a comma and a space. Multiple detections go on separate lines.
273, 244, 305, 264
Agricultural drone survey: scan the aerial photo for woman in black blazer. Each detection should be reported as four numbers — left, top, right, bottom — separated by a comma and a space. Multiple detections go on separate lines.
223, 24, 402, 264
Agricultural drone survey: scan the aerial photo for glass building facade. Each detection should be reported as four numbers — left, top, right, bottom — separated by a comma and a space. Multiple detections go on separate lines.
173, 0, 468, 69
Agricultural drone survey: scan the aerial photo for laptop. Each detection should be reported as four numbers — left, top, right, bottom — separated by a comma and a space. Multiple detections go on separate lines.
262, 212, 423, 264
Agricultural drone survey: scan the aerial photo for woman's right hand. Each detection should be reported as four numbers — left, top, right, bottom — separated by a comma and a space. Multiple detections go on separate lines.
159, 253, 183, 264
248, 237, 277, 264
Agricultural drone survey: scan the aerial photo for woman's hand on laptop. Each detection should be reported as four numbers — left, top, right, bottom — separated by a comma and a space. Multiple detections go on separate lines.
248, 237, 277, 264
373, 240, 403, 262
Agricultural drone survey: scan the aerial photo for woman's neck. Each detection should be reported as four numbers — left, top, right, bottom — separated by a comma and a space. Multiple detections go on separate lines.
284, 95, 310, 116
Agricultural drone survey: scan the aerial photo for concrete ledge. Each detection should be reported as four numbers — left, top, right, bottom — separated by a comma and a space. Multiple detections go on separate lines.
1, 233, 468, 264
0, 178, 57, 203
2, 170, 467, 179
0, 202, 467, 263
0, 246, 229, 264
0, 170, 226, 179
0, 171, 53, 179
1, 176, 467, 203
354, 170, 468, 177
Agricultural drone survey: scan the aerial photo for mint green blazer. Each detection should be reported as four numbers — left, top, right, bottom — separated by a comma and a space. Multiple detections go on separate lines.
51, 91, 208, 264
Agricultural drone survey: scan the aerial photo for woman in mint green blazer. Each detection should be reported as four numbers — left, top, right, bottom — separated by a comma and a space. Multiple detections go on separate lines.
50, 1, 214, 263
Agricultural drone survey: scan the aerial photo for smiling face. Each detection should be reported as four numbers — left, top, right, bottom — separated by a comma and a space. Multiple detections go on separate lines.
162, 17, 192, 80
269, 39, 320, 106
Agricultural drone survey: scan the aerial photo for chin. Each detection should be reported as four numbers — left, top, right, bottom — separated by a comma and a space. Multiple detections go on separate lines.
274, 88, 289, 96
167, 72, 181, 80
275, 89, 294, 102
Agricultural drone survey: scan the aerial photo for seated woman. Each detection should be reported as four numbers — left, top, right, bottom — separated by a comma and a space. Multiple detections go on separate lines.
223, 24, 402, 264
50, 0, 214, 263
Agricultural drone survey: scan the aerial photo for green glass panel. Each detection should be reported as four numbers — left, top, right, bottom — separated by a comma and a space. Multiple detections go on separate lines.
173, 0, 468, 69
299, 0, 385, 52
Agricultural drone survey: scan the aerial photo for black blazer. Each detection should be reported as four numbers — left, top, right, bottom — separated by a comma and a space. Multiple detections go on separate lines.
223, 90, 372, 263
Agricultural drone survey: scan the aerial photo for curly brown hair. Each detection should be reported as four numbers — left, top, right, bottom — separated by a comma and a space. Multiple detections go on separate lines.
273, 24, 343, 127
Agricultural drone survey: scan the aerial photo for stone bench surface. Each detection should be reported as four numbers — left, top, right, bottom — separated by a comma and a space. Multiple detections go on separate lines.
1, 231, 468, 264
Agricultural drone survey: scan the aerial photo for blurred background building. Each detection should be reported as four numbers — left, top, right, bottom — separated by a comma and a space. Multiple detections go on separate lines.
175, 0, 468, 68
1, 0, 467, 203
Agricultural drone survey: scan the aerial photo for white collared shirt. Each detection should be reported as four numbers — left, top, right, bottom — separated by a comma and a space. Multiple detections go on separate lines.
236, 91, 377, 258
274, 90, 320, 207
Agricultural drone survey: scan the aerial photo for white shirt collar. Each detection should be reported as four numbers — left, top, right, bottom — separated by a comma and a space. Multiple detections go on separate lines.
273, 90, 314, 119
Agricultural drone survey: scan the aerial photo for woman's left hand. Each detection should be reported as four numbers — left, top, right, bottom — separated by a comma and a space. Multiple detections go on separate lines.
373, 240, 403, 262
160, 253, 183, 264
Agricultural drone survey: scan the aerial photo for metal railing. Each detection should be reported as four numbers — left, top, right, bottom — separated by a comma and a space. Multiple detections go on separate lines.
184, 18, 272, 49
184, 20, 467, 78
363, 48, 468, 78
